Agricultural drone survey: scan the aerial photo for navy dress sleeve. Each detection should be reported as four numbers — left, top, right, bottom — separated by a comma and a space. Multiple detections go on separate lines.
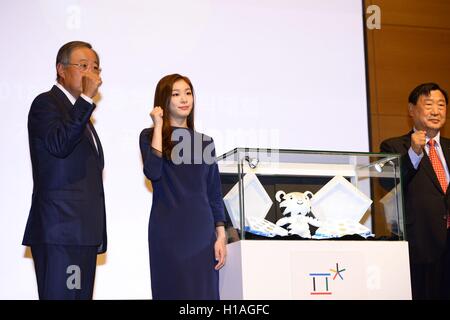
139, 128, 163, 181
206, 140, 226, 226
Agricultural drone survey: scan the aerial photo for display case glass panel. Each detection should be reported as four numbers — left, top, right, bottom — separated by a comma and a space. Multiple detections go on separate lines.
217, 148, 404, 242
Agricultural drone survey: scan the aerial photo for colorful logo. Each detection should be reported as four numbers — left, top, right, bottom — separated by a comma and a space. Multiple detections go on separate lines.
309, 263, 346, 295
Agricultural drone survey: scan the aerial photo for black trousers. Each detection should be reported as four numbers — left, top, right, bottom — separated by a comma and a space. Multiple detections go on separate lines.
30, 244, 98, 300
410, 230, 450, 300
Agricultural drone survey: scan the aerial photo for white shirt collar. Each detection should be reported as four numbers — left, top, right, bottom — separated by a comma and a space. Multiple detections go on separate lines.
55, 82, 77, 105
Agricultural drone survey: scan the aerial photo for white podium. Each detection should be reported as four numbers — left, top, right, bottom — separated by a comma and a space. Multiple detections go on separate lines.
219, 240, 411, 300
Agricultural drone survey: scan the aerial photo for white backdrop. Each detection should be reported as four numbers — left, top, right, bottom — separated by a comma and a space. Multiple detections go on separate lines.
0, 0, 369, 299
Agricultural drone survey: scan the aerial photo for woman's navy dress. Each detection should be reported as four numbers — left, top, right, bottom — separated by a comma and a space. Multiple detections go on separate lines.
139, 127, 226, 300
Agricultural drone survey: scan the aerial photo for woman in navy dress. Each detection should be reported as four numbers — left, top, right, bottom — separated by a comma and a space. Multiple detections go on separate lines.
139, 74, 227, 300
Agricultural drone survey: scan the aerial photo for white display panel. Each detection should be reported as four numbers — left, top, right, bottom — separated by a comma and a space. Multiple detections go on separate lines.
0, 0, 368, 299
220, 241, 411, 300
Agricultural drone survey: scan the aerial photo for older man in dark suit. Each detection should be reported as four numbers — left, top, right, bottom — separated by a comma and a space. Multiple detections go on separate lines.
380, 82, 450, 300
22, 41, 107, 299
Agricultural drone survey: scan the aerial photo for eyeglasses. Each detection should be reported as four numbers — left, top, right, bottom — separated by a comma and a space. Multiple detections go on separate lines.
65, 62, 102, 73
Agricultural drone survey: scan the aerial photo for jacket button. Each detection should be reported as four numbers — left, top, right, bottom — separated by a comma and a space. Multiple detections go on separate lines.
444, 216, 448, 220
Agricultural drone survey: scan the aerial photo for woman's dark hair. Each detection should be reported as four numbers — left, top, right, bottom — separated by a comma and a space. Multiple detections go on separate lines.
408, 82, 448, 105
154, 74, 195, 159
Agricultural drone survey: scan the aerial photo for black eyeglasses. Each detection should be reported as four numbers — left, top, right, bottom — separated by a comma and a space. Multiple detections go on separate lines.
65, 62, 102, 73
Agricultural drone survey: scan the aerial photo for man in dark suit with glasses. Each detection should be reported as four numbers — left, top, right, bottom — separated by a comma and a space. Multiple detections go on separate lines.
22, 41, 107, 300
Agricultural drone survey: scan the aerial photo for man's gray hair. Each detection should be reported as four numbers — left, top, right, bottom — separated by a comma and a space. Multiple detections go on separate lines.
56, 41, 99, 81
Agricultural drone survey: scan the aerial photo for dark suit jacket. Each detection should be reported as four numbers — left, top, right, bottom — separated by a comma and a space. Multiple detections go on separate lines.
380, 132, 449, 264
22, 85, 107, 253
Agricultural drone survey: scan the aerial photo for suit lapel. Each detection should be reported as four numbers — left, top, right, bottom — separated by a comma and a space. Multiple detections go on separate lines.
84, 123, 97, 153
88, 120, 104, 169
440, 138, 450, 167
440, 138, 450, 194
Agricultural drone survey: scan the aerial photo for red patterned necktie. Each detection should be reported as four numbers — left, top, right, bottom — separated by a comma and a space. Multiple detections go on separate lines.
428, 139, 450, 228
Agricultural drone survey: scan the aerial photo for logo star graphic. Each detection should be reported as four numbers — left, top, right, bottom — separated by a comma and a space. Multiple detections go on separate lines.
330, 263, 346, 280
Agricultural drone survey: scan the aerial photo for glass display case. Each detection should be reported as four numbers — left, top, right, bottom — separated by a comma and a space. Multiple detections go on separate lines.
217, 148, 405, 242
